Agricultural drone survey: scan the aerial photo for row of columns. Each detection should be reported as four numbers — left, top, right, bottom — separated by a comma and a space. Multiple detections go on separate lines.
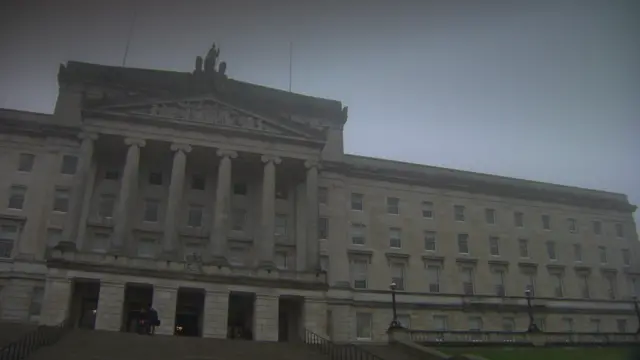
65, 133, 321, 271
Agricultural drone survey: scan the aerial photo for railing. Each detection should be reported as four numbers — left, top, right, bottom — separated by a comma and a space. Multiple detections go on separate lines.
304, 329, 385, 360
409, 329, 640, 346
0, 319, 71, 360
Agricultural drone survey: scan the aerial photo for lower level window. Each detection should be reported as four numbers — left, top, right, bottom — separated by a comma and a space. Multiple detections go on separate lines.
356, 312, 372, 339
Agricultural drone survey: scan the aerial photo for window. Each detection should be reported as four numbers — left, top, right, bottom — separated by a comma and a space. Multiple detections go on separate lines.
541, 214, 551, 230
424, 231, 436, 251
355, 313, 372, 339
567, 218, 577, 233
590, 319, 601, 333
318, 217, 328, 239
187, 205, 203, 227
615, 223, 624, 238
468, 317, 483, 331
29, 287, 44, 316
52, 188, 70, 213
573, 244, 582, 262
546, 241, 557, 260
605, 274, 617, 299
350, 193, 363, 211
59, 155, 78, 175
579, 274, 590, 299
454, 205, 465, 221
143, 200, 159, 222
631, 278, 640, 298
433, 315, 448, 331
397, 314, 411, 329
461, 267, 475, 295
46, 228, 62, 248
485, 208, 496, 224
391, 262, 405, 290
183, 243, 201, 258
148, 172, 163, 186
98, 194, 115, 218
191, 174, 206, 190
18, 153, 35, 172
386, 197, 399, 215
592, 220, 602, 235
617, 319, 627, 333
551, 273, 564, 298
351, 259, 368, 289
598, 246, 607, 264
231, 209, 246, 231
622, 249, 630, 266
519, 239, 529, 258
320, 256, 329, 272
275, 186, 288, 200
92, 232, 110, 253
536, 318, 546, 332
489, 236, 500, 256
137, 237, 156, 258
8, 185, 26, 210
0, 225, 18, 258
233, 183, 247, 196
351, 223, 366, 245
421, 201, 434, 219
493, 269, 506, 296
562, 318, 574, 332
275, 251, 288, 270
275, 214, 288, 236
502, 318, 515, 332
525, 273, 536, 296
457, 234, 469, 254
104, 170, 120, 180
427, 265, 441, 293
389, 228, 402, 248
228, 247, 245, 266
514, 211, 524, 227
318, 187, 328, 205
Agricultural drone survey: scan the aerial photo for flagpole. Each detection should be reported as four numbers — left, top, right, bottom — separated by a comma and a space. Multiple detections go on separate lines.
122, 10, 138, 67
288, 42, 293, 92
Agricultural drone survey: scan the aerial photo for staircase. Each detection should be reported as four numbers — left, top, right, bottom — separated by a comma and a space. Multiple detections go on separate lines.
27, 329, 331, 360
0, 321, 38, 348
360, 344, 422, 360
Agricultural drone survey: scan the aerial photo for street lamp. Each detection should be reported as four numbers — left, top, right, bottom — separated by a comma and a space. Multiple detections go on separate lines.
633, 296, 640, 334
525, 289, 540, 332
389, 282, 401, 329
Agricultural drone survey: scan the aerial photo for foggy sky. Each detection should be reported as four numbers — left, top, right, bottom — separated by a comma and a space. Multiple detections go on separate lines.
1, 0, 639, 228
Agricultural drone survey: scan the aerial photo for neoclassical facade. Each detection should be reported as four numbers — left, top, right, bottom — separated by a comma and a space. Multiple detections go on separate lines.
0, 53, 639, 342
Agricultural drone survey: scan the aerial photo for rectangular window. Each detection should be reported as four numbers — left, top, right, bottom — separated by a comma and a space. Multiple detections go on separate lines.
551, 273, 564, 298
525, 273, 536, 296
351, 193, 363, 211
231, 209, 246, 231
29, 287, 44, 316
427, 265, 441, 293
485, 208, 496, 224
457, 234, 469, 254
137, 237, 156, 258
592, 220, 602, 235
562, 318, 574, 332
318, 217, 328, 239
351, 223, 366, 245
617, 319, 627, 333
98, 194, 115, 218
386, 197, 400, 215
573, 244, 582, 262
424, 231, 436, 251
502, 318, 515, 332
580, 275, 590, 299
590, 319, 601, 333
397, 314, 411, 329
389, 227, 402, 248
519, 238, 529, 258
615, 223, 624, 238
191, 174, 206, 190
514, 211, 524, 227
598, 246, 607, 264
60, 155, 78, 175
275, 214, 288, 236
622, 249, 631, 266
433, 315, 448, 331
143, 200, 159, 222
104, 170, 120, 180
318, 187, 328, 205
0, 224, 18, 258
546, 241, 557, 260
468, 317, 483, 331
320, 256, 329, 272
355, 313, 372, 339
606, 275, 617, 299
46, 228, 62, 248
493, 270, 506, 296
421, 201, 434, 219
52, 188, 70, 213
92, 232, 110, 253
228, 247, 245, 266
275, 186, 288, 200
18, 153, 35, 172
568, 218, 578, 233
148, 172, 163, 186
489, 236, 500, 256
233, 183, 247, 196
187, 205, 203, 227
461, 267, 475, 295
391, 262, 405, 290
542, 214, 551, 230
275, 251, 288, 270
454, 205, 465, 221
351, 259, 368, 289
8, 185, 27, 210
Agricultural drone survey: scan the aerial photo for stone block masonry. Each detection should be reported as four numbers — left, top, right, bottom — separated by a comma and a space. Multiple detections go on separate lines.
95, 281, 125, 331
304, 298, 328, 337
253, 294, 278, 341
202, 290, 229, 339
153, 286, 177, 335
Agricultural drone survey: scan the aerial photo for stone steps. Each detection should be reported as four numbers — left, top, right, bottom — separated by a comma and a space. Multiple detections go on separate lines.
360, 344, 423, 360
0, 321, 39, 348
29, 329, 330, 360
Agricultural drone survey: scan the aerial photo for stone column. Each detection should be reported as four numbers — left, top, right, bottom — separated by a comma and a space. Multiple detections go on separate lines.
162, 143, 192, 256
76, 163, 97, 251
112, 138, 145, 252
305, 160, 320, 271
62, 132, 98, 248
258, 155, 281, 268
254, 294, 279, 341
152, 285, 178, 335
202, 290, 229, 339
304, 297, 328, 337
39, 277, 73, 326
95, 281, 125, 331
209, 149, 237, 264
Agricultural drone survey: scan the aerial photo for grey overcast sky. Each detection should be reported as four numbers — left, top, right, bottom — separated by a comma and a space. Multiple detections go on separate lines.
1, 0, 639, 228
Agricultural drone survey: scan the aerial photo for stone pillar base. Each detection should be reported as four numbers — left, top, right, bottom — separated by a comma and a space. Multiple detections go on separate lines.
202, 290, 229, 339
95, 281, 125, 331
254, 294, 278, 341
153, 286, 178, 336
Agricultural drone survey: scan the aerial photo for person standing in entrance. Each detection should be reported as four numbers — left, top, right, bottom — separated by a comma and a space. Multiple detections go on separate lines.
147, 304, 159, 335
138, 307, 149, 335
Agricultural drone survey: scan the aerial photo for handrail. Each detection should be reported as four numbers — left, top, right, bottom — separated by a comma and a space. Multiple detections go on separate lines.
408, 329, 640, 345
0, 318, 71, 360
303, 329, 385, 360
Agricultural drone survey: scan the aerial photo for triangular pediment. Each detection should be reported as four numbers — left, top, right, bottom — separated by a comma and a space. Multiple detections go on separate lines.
91, 96, 320, 139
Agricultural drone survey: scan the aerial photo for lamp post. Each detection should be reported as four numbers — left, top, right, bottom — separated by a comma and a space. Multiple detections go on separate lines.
633, 296, 640, 334
389, 282, 401, 329
525, 289, 540, 332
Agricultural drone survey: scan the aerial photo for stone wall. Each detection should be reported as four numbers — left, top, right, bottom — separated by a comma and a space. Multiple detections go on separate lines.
95, 281, 124, 331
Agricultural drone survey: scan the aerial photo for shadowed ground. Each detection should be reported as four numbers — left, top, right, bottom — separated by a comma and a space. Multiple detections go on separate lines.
438, 346, 638, 360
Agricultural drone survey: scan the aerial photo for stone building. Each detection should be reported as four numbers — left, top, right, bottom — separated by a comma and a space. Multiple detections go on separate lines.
0, 53, 638, 343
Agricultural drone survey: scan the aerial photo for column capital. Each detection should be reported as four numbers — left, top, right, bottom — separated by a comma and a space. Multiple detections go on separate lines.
78, 132, 99, 141
304, 159, 321, 170
170, 143, 192, 153
261, 154, 282, 165
124, 137, 146, 147
216, 149, 238, 159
